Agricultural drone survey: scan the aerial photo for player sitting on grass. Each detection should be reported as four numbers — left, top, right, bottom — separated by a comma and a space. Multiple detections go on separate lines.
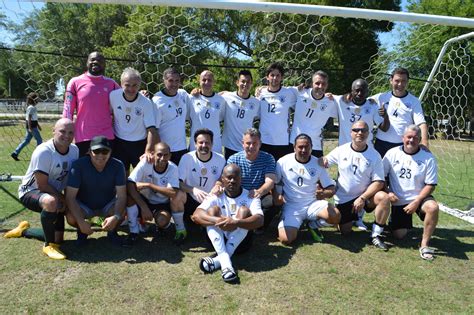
126, 142, 179, 246
383, 124, 439, 260
193, 164, 263, 283
4, 118, 79, 260
274, 133, 340, 245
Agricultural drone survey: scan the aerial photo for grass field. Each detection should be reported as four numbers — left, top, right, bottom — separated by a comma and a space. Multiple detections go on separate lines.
0, 122, 473, 313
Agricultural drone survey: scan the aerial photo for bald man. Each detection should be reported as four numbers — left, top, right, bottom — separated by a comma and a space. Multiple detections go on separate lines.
5, 118, 79, 260
193, 164, 264, 283
188, 70, 226, 153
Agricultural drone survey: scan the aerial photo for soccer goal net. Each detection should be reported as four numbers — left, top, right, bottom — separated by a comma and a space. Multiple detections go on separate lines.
0, 0, 472, 213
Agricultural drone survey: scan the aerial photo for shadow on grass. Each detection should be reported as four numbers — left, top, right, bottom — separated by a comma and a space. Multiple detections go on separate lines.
386, 226, 474, 260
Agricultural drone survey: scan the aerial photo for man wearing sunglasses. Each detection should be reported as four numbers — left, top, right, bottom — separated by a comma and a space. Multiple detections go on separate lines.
321, 121, 391, 251
66, 136, 127, 246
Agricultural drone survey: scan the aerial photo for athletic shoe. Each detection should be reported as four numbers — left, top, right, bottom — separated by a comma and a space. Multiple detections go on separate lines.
174, 229, 187, 245
307, 223, 324, 242
107, 231, 123, 246
199, 256, 218, 274
123, 233, 139, 247
221, 268, 238, 283
371, 235, 388, 251
4, 221, 30, 238
43, 243, 66, 260
10, 153, 19, 161
354, 218, 368, 230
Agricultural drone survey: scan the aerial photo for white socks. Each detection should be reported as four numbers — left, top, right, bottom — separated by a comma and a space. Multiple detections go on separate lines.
126, 205, 139, 234
172, 212, 185, 231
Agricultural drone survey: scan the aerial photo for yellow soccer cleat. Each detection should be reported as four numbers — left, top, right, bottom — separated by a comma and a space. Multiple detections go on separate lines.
42, 243, 66, 260
4, 221, 30, 238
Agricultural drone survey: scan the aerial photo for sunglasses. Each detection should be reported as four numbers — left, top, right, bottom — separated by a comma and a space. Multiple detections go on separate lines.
351, 128, 369, 133
92, 148, 110, 155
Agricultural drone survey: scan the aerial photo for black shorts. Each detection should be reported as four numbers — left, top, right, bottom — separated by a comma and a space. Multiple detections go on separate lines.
136, 195, 171, 216
224, 147, 239, 160
184, 193, 201, 219
20, 189, 47, 212
261, 143, 292, 161
113, 137, 147, 173
336, 197, 375, 225
374, 138, 402, 158
389, 196, 435, 230
170, 149, 188, 166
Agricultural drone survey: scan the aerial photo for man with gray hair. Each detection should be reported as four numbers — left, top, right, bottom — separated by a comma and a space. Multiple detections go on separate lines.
383, 124, 439, 260
220, 128, 277, 232
110, 67, 158, 172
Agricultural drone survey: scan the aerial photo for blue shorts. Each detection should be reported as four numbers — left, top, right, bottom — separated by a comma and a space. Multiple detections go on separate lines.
78, 198, 116, 219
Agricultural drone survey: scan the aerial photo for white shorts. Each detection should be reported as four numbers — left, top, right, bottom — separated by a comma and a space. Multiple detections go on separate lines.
278, 199, 328, 229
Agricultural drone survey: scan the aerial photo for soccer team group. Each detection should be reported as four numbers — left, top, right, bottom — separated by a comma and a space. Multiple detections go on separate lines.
4, 51, 439, 283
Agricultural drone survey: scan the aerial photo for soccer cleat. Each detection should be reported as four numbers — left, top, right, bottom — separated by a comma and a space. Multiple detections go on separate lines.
307, 223, 324, 242
10, 153, 19, 161
43, 243, 66, 260
174, 229, 187, 245
371, 235, 388, 251
354, 218, 368, 230
4, 221, 30, 238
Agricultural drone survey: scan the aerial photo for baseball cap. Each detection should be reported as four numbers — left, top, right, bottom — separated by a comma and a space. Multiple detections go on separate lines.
90, 136, 112, 151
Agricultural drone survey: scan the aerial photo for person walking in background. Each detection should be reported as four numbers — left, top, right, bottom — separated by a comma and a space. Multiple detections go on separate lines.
11, 92, 43, 161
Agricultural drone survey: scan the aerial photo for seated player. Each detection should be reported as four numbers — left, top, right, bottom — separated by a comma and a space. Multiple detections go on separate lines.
66, 136, 127, 246
126, 142, 179, 245
193, 164, 263, 283
275, 133, 340, 245
171, 128, 225, 243
322, 121, 391, 250
4, 118, 78, 260
383, 124, 439, 260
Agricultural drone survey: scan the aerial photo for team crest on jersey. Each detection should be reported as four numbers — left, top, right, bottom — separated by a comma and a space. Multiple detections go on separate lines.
135, 107, 143, 116
308, 168, 317, 177
238, 200, 248, 207
159, 177, 168, 185
201, 168, 207, 176
364, 108, 371, 115
279, 96, 286, 102
211, 166, 219, 175
125, 107, 132, 114
214, 103, 221, 109
320, 104, 327, 111
249, 103, 255, 110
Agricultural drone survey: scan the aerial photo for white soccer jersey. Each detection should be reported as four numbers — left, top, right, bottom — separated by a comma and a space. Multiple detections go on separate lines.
110, 89, 156, 141
178, 151, 226, 202
152, 89, 189, 151
334, 95, 384, 145
276, 153, 335, 205
188, 93, 226, 152
383, 146, 437, 206
326, 142, 384, 204
19, 140, 79, 198
198, 188, 263, 218
25, 105, 38, 121
373, 91, 426, 143
221, 92, 260, 151
128, 160, 180, 204
289, 88, 338, 150
258, 86, 297, 145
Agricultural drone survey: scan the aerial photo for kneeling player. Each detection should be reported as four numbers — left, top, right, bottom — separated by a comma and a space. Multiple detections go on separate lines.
193, 164, 263, 283
275, 134, 340, 245
126, 142, 179, 245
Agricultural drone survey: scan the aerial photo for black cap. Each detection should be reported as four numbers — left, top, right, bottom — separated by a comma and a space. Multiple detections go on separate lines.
90, 136, 112, 151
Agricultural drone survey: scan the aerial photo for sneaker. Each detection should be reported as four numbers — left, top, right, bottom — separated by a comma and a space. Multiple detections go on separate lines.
307, 223, 324, 242
354, 218, 368, 230
174, 229, 187, 245
10, 153, 19, 161
123, 233, 138, 247
107, 231, 123, 246
371, 235, 388, 251
43, 243, 66, 260
4, 221, 30, 238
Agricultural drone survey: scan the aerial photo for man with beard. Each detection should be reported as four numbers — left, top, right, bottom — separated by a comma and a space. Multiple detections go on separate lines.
63, 52, 120, 156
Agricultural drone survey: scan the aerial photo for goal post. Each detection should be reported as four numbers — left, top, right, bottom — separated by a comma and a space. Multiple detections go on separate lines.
0, 0, 472, 216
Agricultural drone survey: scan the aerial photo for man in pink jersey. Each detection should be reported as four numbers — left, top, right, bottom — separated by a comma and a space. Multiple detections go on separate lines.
63, 51, 120, 156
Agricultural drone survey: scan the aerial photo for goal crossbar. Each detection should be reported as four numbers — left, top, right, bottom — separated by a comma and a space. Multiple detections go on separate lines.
39, 0, 474, 28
